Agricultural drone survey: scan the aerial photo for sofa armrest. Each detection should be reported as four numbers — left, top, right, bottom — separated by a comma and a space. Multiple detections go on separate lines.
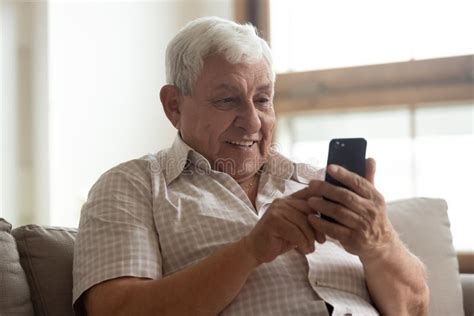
458, 251, 474, 274
461, 274, 474, 316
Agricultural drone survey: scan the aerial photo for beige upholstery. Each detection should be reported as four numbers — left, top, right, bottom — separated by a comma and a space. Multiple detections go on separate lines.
12, 225, 77, 316
387, 198, 465, 315
0, 218, 34, 315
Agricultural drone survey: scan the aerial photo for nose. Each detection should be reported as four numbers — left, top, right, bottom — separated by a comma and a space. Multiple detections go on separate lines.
234, 100, 262, 134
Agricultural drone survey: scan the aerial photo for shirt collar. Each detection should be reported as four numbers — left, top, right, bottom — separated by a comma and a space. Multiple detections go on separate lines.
165, 133, 212, 184
264, 151, 295, 180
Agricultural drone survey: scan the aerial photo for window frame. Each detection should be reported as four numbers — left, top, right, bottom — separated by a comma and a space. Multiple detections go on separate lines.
274, 55, 473, 115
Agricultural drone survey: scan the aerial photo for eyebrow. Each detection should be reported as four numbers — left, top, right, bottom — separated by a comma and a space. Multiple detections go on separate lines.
212, 83, 273, 93
213, 84, 239, 93
256, 84, 272, 93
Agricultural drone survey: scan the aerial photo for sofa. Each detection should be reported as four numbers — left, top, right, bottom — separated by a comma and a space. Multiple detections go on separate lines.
0, 198, 473, 316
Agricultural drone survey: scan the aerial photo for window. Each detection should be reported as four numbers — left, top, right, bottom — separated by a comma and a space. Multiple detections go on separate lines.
271, 0, 474, 73
276, 104, 473, 250
264, 0, 474, 251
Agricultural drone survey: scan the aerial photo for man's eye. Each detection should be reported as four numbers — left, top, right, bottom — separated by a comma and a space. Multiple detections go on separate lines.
255, 98, 271, 106
213, 97, 237, 105
213, 97, 238, 109
220, 97, 236, 103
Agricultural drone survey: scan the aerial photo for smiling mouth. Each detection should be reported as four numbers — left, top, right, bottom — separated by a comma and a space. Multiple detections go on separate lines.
225, 140, 258, 147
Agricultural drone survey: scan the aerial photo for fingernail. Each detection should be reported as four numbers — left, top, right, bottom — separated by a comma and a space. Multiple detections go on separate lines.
328, 164, 338, 173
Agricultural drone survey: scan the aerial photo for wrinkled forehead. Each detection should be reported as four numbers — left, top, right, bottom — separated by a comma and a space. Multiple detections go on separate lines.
195, 55, 274, 94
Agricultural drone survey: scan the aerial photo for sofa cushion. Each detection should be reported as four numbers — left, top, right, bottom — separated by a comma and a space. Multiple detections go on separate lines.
12, 225, 77, 316
387, 198, 464, 316
0, 218, 34, 315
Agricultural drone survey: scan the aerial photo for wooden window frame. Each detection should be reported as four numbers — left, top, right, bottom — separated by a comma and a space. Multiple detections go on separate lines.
234, 0, 271, 43
274, 55, 474, 115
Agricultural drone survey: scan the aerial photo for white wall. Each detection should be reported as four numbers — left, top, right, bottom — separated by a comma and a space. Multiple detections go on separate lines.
1, 2, 48, 226
1, 0, 233, 227
47, 1, 233, 227
1, 2, 19, 224
31, 2, 50, 225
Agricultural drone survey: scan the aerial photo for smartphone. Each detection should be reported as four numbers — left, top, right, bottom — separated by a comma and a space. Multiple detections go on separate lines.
322, 138, 367, 223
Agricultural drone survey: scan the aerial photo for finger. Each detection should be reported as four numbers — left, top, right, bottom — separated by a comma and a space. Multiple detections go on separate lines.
280, 205, 317, 248
284, 198, 316, 215
279, 199, 318, 247
280, 240, 294, 254
291, 180, 325, 200
297, 245, 316, 255
274, 217, 314, 253
365, 158, 376, 185
314, 182, 370, 219
291, 180, 370, 221
314, 229, 326, 244
288, 196, 327, 244
307, 197, 370, 231
269, 198, 318, 248
327, 164, 373, 199
308, 214, 351, 242
291, 186, 313, 200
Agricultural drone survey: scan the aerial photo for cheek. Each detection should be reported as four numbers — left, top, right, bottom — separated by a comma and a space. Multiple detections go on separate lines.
179, 116, 199, 140
179, 108, 214, 150
261, 111, 276, 139
259, 112, 276, 154
192, 112, 235, 149
208, 112, 236, 140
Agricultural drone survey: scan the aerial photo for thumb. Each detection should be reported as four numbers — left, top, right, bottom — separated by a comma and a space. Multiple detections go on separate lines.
365, 158, 376, 185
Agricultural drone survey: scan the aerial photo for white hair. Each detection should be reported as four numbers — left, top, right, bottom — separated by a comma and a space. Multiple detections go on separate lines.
165, 16, 275, 95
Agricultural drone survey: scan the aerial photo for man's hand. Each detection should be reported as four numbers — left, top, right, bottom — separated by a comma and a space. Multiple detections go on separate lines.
291, 159, 429, 314
301, 158, 398, 261
244, 197, 326, 264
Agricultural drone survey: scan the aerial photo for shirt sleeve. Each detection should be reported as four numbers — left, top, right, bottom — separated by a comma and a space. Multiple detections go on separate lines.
72, 159, 161, 311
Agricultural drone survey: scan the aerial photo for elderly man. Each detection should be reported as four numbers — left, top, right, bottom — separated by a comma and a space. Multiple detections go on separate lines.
73, 17, 429, 315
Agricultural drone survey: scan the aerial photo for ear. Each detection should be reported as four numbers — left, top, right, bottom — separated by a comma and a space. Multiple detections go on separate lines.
160, 85, 182, 129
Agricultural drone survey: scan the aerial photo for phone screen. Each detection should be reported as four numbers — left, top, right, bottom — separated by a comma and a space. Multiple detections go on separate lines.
322, 138, 367, 222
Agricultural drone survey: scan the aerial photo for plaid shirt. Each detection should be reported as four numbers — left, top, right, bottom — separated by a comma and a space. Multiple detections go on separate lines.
73, 134, 379, 315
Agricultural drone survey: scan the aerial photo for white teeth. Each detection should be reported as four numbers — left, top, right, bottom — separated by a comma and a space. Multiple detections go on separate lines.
227, 140, 255, 147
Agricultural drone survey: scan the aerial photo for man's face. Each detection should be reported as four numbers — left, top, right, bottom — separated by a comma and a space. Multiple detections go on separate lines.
178, 55, 276, 180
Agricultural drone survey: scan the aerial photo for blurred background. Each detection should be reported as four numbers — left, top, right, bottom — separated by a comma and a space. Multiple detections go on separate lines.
1, 0, 472, 251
